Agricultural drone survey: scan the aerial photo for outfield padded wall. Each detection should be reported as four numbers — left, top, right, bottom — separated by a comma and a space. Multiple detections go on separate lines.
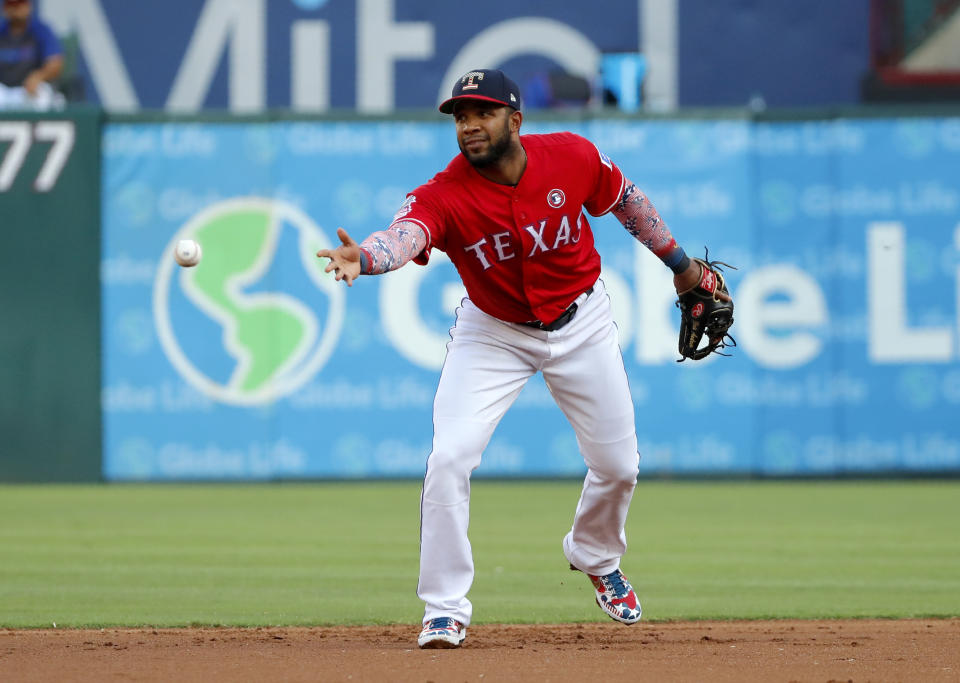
2, 109, 958, 482
0, 109, 102, 482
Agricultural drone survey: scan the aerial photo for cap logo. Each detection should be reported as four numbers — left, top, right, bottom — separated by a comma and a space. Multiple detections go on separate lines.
461, 71, 485, 90
510, 93, 517, 102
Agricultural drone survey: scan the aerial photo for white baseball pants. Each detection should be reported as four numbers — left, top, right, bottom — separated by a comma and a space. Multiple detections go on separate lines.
418, 278, 640, 626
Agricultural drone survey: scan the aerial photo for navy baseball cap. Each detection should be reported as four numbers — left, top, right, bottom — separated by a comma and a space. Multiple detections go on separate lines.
439, 69, 522, 114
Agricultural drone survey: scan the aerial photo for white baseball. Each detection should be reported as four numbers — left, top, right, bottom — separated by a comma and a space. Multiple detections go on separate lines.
174, 239, 202, 267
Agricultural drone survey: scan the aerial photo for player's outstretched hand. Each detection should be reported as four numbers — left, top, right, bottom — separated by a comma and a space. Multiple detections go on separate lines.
317, 227, 362, 286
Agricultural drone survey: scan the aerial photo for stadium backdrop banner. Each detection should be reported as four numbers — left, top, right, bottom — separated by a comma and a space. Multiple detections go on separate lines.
101, 116, 960, 480
41, 0, 867, 111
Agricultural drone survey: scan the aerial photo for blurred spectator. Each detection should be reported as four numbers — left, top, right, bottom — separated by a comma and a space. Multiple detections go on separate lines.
522, 70, 593, 109
0, 0, 65, 110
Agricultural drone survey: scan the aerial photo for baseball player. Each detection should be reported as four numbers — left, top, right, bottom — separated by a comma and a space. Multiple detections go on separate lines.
318, 69, 721, 649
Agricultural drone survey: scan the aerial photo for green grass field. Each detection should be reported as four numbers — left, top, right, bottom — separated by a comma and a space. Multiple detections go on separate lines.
1, 481, 958, 628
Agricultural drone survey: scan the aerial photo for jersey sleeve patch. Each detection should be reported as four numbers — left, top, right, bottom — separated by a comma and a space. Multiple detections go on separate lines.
393, 195, 417, 222
583, 140, 625, 217
594, 144, 613, 171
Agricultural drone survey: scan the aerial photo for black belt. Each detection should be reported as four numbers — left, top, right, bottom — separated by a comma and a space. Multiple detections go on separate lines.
520, 286, 594, 332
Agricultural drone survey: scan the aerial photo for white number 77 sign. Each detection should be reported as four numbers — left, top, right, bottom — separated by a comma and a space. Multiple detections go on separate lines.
0, 120, 76, 192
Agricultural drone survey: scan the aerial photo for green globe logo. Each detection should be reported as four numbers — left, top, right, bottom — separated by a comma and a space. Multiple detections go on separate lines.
154, 198, 345, 405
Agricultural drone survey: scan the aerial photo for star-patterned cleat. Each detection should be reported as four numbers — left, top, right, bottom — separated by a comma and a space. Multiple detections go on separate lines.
573, 565, 642, 624
418, 617, 467, 649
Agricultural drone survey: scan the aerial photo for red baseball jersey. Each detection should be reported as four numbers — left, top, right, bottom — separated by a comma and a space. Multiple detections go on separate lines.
392, 132, 625, 324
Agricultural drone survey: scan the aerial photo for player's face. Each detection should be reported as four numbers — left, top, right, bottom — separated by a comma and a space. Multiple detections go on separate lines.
454, 101, 515, 168
2, 0, 31, 21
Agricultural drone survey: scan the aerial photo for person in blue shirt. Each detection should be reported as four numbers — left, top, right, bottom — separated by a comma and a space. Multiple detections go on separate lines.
0, 0, 62, 97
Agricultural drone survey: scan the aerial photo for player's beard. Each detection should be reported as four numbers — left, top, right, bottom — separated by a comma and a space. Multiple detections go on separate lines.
459, 118, 512, 168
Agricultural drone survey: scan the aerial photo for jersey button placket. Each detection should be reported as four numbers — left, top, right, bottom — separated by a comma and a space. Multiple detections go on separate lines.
512, 192, 525, 222
512, 189, 535, 322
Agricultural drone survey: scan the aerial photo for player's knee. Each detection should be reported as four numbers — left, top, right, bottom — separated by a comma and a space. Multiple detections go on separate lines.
582, 438, 639, 485
601, 457, 640, 487
428, 421, 489, 472
423, 447, 477, 505
423, 427, 487, 500
425, 445, 475, 480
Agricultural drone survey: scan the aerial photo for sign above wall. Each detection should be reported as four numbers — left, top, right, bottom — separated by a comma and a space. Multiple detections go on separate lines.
39, 0, 868, 112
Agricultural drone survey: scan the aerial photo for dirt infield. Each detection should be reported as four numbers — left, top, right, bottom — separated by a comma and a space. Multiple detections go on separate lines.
2, 619, 958, 682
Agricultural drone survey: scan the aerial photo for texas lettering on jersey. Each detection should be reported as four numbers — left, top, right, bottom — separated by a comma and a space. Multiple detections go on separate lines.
463, 212, 585, 270
394, 132, 625, 324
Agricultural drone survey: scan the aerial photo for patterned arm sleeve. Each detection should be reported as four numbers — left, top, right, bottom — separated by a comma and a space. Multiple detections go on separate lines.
612, 178, 691, 274
358, 221, 429, 274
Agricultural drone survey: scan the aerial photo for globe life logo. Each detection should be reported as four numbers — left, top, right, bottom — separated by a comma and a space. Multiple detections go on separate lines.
154, 198, 345, 405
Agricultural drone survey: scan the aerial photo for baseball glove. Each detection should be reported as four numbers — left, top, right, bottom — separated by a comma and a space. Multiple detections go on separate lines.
676, 250, 736, 361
